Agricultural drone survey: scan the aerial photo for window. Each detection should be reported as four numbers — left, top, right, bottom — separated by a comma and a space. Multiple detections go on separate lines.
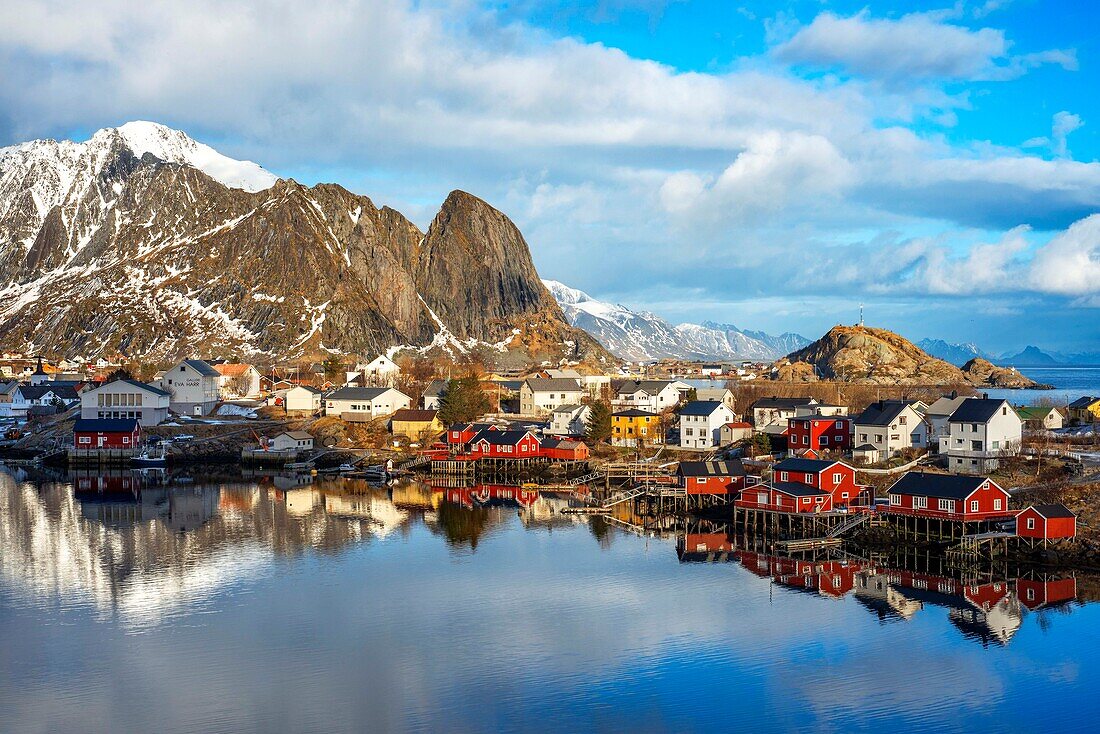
914, 496, 927, 509
970, 500, 979, 512
992, 440, 1000, 449
836, 420, 844, 428
899, 416, 907, 425
938, 498, 954, 512
1026, 517, 1036, 530
994, 498, 1002, 511
802, 497, 811, 504
833, 472, 843, 484
79, 436, 90, 444
780, 471, 788, 481
860, 433, 868, 442
889, 494, 900, 505
698, 477, 707, 484
805, 474, 814, 484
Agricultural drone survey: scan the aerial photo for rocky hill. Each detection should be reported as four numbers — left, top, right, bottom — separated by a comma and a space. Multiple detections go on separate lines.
774, 325, 971, 385
0, 122, 606, 365
774, 326, 1054, 388
961, 358, 1047, 389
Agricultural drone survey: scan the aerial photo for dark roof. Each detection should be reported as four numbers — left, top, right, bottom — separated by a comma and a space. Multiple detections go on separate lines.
74, 418, 139, 432
852, 400, 914, 427
774, 458, 845, 474
1024, 503, 1076, 519
679, 400, 727, 417
678, 460, 746, 477
853, 443, 878, 452
449, 422, 498, 433
391, 409, 439, 422
613, 408, 656, 417
1067, 396, 1100, 409
327, 386, 397, 401
289, 384, 322, 394
17, 384, 79, 400
524, 377, 582, 392
180, 359, 221, 377
770, 481, 829, 497
751, 396, 816, 409
96, 378, 171, 397
472, 429, 535, 445
888, 472, 997, 500
422, 380, 448, 398
948, 398, 1009, 423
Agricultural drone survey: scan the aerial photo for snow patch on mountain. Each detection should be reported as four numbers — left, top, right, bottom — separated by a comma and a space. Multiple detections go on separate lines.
115, 121, 277, 192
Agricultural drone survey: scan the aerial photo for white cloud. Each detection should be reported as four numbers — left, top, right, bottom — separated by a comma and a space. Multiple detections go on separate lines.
1030, 214, 1100, 295
1052, 111, 1085, 158
773, 10, 1074, 83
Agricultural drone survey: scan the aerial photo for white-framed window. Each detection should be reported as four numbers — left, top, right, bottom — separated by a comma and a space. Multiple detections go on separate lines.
938, 499, 954, 512
780, 471, 788, 481
698, 477, 707, 483
802, 497, 811, 504
994, 498, 1002, 511
836, 420, 844, 428
833, 472, 842, 484
889, 494, 900, 505
79, 436, 90, 444
914, 496, 927, 509
1027, 517, 1036, 530
805, 473, 814, 484
970, 500, 979, 512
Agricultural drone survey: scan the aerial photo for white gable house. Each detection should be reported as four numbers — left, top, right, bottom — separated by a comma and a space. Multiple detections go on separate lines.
679, 401, 736, 449
81, 379, 170, 425
160, 359, 221, 416
325, 387, 411, 418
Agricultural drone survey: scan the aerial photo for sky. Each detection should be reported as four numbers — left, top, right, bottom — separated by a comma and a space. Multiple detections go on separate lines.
1, 0, 1098, 354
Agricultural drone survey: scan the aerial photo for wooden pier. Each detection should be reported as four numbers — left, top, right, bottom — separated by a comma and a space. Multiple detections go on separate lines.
67, 448, 141, 465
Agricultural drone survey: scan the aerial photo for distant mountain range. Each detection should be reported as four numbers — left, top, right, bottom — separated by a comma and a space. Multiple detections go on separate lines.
918, 339, 1100, 367
543, 280, 810, 361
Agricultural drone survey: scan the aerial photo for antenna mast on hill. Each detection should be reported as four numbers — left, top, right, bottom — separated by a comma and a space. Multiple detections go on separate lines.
859, 303, 864, 327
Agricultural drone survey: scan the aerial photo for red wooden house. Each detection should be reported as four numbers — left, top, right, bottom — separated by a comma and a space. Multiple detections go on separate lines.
677, 460, 751, 496
1016, 577, 1077, 610
1016, 504, 1077, 541
468, 429, 541, 458
786, 416, 852, 454
736, 482, 833, 513
885, 472, 1012, 521
447, 422, 499, 447
539, 437, 590, 461
73, 418, 142, 449
772, 458, 867, 509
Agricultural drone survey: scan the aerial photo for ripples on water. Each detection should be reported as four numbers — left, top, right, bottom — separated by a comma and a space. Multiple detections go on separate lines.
1, 467, 1098, 733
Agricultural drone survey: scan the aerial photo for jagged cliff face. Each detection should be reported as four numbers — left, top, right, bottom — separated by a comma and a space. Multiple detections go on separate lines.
0, 123, 604, 363
775, 325, 970, 385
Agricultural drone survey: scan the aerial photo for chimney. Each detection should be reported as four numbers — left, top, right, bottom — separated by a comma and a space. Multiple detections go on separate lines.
949, 390, 957, 399
982, 392, 988, 399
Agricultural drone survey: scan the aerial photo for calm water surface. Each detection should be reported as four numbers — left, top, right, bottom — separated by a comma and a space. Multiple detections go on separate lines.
2, 468, 1099, 733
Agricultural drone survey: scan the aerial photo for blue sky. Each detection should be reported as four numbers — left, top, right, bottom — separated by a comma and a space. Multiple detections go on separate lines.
1, 0, 1098, 353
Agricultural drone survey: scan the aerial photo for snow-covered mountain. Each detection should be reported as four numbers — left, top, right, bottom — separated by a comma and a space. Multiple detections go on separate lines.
915, 339, 994, 366
543, 280, 808, 361
0, 122, 603, 362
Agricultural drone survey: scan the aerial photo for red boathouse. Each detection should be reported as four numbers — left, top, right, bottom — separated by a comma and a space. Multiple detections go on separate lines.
885, 472, 1012, 521
1016, 504, 1077, 541
73, 418, 142, 449
771, 458, 867, 509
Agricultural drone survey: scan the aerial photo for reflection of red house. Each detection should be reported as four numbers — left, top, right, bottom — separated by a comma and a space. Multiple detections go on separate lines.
73, 418, 142, 449
1016, 577, 1077, 610
1016, 504, 1077, 541
885, 472, 1012, 520
963, 581, 1011, 611
735, 482, 832, 513
736, 550, 862, 597
678, 460, 750, 495
442, 484, 540, 508
786, 417, 852, 454
772, 458, 866, 508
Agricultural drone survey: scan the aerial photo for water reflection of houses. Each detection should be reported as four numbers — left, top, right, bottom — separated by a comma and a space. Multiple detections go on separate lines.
324, 493, 410, 538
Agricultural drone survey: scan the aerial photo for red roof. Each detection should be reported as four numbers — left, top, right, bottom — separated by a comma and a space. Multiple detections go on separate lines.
725, 422, 752, 429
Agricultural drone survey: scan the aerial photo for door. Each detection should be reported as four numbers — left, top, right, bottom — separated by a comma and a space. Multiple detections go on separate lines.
194, 405, 202, 416
97, 435, 107, 448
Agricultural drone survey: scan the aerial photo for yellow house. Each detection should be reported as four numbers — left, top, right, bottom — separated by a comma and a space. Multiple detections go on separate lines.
612, 408, 659, 447
390, 408, 444, 440
1067, 397, 1100, 424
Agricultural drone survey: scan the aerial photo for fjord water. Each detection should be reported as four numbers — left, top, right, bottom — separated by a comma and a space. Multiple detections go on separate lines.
2, 470, 1099, 733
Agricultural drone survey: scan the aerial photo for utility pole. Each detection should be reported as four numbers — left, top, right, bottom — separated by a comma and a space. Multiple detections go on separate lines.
859, 303, 864, 327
